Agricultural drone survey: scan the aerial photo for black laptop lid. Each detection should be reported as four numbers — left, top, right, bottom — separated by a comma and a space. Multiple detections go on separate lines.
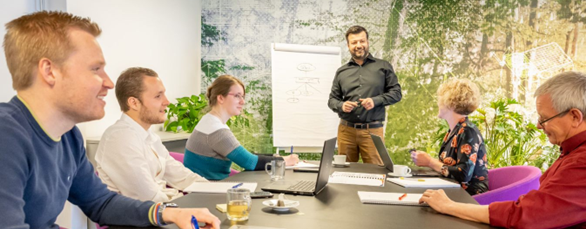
313, 137, 337, 195
370, 134, 394, 172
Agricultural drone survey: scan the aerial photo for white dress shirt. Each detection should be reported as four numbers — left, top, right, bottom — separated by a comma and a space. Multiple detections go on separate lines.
96, 114, 207, 202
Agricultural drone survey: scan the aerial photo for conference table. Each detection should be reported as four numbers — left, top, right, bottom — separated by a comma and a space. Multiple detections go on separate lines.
109, 162, 494, 229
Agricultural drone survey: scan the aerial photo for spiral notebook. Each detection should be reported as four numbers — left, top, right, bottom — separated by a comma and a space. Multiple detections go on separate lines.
184, 182, 257, 193
357, 191, 428, 206
328, 172, 386, 187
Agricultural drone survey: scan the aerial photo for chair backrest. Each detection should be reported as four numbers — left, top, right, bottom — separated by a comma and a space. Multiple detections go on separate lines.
169, 151, 185, 163
473, 165, 541, 205
229, 168, 240, 177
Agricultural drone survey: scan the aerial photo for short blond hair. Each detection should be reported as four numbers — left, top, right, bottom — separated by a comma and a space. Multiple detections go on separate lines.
437, 78, 481, 115
3, 11, 101, 90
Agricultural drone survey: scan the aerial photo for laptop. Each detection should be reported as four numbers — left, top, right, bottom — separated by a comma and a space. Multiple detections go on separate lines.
261, 137, 336, 196
370, 134, 440, 177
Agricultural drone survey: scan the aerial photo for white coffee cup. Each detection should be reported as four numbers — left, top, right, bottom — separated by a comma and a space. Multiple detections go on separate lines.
333, 155, 346, 164
393, 165, 412, 176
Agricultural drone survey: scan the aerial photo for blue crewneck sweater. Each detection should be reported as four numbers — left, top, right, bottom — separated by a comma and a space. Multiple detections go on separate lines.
0, 97, 155, 228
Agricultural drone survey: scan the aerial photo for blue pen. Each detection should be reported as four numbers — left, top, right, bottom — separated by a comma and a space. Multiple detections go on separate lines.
232, 183, 243, 188
191, 215, 200, 229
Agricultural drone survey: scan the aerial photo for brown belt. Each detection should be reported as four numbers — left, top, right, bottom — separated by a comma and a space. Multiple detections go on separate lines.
340, 120, 383, 129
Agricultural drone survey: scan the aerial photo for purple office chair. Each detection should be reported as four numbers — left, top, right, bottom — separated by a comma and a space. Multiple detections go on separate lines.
473, 165, 542, 205
169, 151, 185, 163
169, 152, 240, 176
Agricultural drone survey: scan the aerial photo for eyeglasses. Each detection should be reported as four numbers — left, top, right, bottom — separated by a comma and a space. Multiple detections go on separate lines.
227, 93, 245, 101
538, 109, 571, 127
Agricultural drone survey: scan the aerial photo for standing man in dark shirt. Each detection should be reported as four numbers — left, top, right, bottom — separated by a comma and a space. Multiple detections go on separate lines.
328, 25, 402, 165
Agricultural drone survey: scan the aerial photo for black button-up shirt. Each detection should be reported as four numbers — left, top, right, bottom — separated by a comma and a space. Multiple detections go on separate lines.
328, 54, 402, 123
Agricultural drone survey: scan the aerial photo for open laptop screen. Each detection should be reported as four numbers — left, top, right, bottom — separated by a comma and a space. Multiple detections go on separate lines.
313, 137, 337, 194
370, 134, 394, 172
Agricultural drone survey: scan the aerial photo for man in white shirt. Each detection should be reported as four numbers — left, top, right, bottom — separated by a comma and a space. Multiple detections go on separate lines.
96, 67, 208, 202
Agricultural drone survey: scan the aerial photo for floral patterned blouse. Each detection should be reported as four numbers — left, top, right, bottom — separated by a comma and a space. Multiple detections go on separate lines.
439, 117, 489, 195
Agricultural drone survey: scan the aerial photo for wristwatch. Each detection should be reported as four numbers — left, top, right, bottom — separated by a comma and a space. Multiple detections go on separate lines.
158, 202, 178, 225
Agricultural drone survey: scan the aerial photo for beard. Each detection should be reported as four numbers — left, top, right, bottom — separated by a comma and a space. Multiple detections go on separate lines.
350, 46, 369, 61
139, 106, 165, 125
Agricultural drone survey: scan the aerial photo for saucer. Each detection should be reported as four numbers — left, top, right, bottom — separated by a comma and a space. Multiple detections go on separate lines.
263, 199, 300, 212
387, 172, 412, 177
333, 162, 350, 167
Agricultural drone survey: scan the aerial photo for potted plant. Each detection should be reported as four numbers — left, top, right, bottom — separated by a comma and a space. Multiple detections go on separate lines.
164, 94, 208, 133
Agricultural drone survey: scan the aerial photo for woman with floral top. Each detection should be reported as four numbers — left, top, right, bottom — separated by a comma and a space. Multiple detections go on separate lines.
411, 79, 489, 195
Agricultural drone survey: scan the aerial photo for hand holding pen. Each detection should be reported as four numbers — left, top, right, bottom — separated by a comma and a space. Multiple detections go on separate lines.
283, 153, 299, 166
342, 101, 359, 113
162, 207, 220, 229
191, 215, 199, 229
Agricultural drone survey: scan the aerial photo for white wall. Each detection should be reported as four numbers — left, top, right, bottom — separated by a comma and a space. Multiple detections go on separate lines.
1, 0, 202, 136
68, 0, 202, 138
0, 0, 36, 102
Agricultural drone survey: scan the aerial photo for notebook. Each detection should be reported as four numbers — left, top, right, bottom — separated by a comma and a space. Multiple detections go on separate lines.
329, 172, 386, 187
261, 137, 336, 196
286, 161, 319, 169
184, 182, 258, 193
357, 191, 428, 206
387, 178, 460, 188
370, 134, 440, 177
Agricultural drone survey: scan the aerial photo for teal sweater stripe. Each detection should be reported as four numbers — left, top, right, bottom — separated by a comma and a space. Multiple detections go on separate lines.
184, 149, 232, 180
226, 146, 259, 171
184, 146, 258, 180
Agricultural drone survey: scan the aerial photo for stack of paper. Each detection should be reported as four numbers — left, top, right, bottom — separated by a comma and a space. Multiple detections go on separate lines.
184, 182, 257, 193
357, 191, 428, 206
387, 178, 460, 188
286, 161, 319, 169
328, 172, 386, 187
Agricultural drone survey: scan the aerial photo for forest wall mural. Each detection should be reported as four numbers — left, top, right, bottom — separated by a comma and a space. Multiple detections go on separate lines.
199, 0, 584, 169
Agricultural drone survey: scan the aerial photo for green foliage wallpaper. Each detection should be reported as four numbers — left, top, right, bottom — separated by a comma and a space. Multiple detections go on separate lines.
200, 0, 584, 170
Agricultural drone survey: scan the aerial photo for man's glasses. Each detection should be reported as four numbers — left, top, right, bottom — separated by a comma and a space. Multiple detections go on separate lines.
227, 93, 245, 100
538, 109, 571, 127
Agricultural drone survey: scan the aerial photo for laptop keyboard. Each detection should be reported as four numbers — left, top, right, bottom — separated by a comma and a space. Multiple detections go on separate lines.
288, 180, 315, 191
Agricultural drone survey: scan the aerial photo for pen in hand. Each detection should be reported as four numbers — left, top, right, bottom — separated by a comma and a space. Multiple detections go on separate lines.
191, 215, 200, 229
232, 183, 243, 188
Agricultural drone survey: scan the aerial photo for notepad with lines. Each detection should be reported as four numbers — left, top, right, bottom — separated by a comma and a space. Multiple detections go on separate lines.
328, 172, 386, 187
387, 178, 460, 188
357, 191, 428, 206
184, 182, 257, 193
286, 161, 319, 169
